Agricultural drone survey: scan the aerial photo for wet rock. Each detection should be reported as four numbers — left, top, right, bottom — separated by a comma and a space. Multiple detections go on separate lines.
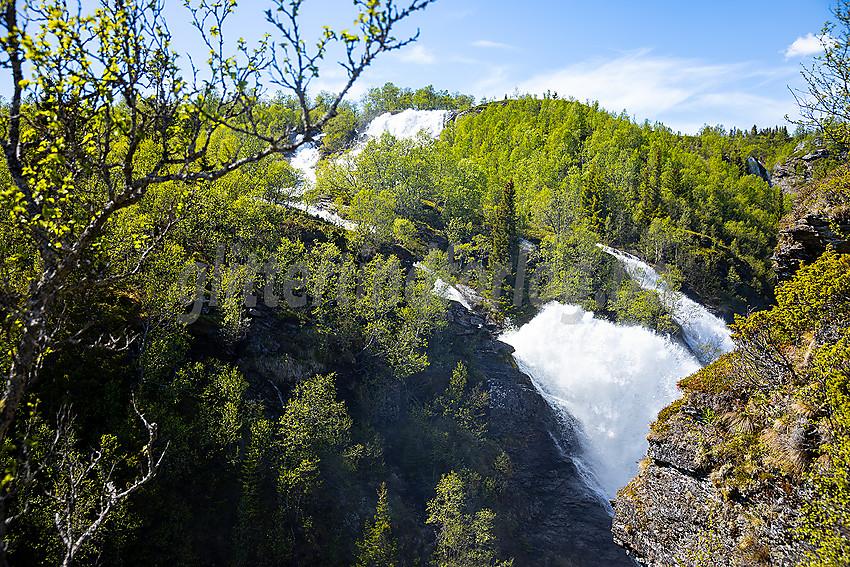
612, 458, 807, 567
612, 392, 811, 566
646, 418, 709, 475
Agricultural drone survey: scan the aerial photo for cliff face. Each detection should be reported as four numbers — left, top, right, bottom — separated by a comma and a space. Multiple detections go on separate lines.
612, 159, 850, 567
445, 303, 636, 567
771, 147, 850, 280
771, 148, 829, 195
772, 212, 850, 280
611, 391, 809, 566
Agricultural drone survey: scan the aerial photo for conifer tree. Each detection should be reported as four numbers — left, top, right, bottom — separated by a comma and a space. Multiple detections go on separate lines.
581, 164, 608, 233
490, 180, 518, 267
355, 483, 398, 567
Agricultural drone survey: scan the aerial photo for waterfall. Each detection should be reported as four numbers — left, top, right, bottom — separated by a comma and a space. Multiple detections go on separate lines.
290, 134, 321, 188
361, 108, 452, 140
597, 244, 734, 363
281, 135, 364, 229
501, 250, 735, 500
501, 303, 702, 499
285, 109, 451, 230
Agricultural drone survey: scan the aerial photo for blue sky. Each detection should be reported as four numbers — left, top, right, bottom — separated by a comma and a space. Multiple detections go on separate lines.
166, 1, 835, 133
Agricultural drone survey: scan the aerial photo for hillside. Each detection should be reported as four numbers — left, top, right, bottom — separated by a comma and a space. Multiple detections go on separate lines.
612, 164, 850, 566
317, 96, 795, 326
1, 0, 847, 564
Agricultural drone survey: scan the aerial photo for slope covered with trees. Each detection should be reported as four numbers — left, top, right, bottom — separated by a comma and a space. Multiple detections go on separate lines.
2, 0, 848, 565
315, 93, 794, 325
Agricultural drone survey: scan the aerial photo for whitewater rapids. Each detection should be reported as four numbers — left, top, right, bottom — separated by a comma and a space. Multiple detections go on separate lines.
597, 244, 734, 362
501, 303, 702, 498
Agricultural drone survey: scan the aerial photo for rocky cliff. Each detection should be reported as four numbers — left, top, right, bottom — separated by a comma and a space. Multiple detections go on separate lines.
772, 212, 850, 280
771, 150, 850, 280
771, 147, 830, 195
611, 159, 850, 567
610, 387, 809, 566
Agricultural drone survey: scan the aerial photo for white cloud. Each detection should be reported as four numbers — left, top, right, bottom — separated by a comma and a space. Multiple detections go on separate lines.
471, 39, 517, 50
397, 44, 436, 65
783, 33, 836, 59
679, 91, 798, 131
505, 49, 795, 133
469, 65, 513, 97
445, 8, 473, 20
448, 55, 481, 65
517, 50, 732, 115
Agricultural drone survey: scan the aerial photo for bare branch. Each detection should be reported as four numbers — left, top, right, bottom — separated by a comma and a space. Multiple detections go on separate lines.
50, 398, 167, 567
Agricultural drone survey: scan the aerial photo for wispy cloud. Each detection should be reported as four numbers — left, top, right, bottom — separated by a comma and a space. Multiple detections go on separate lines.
471, 39, 517, 50
309, 65, 371, 100
783, 33, 835, 59
397, 44, 437, 65
445, 8, 473, 20
508, 49, 796, 133
448, 55, 481, 65
518, 49, 736, 115
676, 92, 797, 133
469, 64, 513, 97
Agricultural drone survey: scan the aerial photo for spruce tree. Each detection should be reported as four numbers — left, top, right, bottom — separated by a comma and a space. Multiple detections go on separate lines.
581, 164, 608, 233
355, 483, 398, 567
491, 180, 518, 267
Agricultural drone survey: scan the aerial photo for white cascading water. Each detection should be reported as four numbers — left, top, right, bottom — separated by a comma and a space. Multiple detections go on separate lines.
362, 108, 452, 140
280, 134, 360, 227
289, 134, 322, 188
501, 303, 702, 498
414, 262, 480, 312
286, 109, 452, 230
597, 244, 734, 363
501, 251, 735, 500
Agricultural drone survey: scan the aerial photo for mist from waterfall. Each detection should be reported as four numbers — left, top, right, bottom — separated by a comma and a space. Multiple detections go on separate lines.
501, 303, 702, 499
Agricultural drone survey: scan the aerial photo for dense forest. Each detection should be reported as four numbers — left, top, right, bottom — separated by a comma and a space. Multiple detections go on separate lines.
316, 93, 797, 326
0, 0, 849, 566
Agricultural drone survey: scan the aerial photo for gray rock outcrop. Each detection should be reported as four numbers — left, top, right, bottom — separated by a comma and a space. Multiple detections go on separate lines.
444, 302, 636, 566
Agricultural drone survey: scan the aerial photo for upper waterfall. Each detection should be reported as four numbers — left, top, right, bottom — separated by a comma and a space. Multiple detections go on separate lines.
290, 134, 321, 188
361, 109, 453, 140
285, 109, 451, 230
